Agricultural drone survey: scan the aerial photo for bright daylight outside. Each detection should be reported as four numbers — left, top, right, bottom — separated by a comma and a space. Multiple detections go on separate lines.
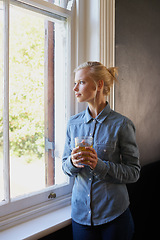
0, 2, 68, 201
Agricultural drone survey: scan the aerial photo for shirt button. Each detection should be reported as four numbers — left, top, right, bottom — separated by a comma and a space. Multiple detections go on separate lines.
88, 194, 90, 197
89, 178, 91, 181
89, 211, 91, 214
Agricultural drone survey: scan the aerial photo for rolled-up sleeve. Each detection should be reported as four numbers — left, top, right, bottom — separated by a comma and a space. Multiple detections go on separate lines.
92, 119, 140, 184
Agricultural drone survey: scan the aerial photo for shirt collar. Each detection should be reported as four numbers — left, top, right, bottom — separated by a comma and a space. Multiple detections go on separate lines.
85, 102, 111, 124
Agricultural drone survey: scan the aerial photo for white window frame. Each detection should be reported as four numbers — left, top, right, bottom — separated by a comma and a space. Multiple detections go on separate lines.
0, 0, 74, 231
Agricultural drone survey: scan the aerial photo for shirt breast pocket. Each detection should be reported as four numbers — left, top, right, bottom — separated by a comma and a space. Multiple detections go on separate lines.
96, 142, 115, 161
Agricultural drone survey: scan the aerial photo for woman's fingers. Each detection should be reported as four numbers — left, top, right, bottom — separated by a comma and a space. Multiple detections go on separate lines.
71, 147, 85, 168
71, 146, 98, 169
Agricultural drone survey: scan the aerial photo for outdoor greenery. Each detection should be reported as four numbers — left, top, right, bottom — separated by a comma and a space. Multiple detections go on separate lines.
0, 6, 45, 162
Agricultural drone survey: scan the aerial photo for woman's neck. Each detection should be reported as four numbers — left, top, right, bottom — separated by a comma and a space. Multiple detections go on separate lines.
88, 98, 107, 118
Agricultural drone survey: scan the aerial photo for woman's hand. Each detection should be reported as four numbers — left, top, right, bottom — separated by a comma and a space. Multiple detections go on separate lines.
71, 146, 98, 169
71, 147, 84, 168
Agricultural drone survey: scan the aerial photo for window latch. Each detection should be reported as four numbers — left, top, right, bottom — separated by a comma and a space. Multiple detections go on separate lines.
45, 138, 55, 158
48, 192, 56, 199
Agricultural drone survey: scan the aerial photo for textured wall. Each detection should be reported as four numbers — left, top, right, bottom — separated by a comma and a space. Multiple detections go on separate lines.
115, 0, 160, 165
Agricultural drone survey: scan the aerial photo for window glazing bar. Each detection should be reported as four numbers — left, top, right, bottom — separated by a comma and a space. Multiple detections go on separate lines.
10, 0, 67, 21
3, 0, 10, 202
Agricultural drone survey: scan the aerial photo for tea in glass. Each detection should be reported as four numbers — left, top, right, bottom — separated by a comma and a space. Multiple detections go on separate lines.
75, 136, 93, 164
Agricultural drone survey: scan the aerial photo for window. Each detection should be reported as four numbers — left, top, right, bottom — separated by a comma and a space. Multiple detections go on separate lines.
0, 0, 73, 230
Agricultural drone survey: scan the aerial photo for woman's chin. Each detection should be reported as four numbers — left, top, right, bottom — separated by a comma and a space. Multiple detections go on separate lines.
77, 99, 84, 103
76, 97, 85, 102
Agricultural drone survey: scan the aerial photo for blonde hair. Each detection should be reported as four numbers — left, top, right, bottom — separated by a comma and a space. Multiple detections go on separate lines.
74, 61, 118, 96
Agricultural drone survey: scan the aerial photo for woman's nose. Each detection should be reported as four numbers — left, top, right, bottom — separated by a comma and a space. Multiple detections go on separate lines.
73, 83, 79, 92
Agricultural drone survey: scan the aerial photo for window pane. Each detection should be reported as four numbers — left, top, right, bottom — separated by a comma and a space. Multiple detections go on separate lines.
0, 1, 4, 202
9, 5, 68, 198
9, 5, 45, 198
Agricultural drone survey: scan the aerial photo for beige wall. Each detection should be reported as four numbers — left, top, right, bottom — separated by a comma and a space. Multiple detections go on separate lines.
115, 0, 160, 166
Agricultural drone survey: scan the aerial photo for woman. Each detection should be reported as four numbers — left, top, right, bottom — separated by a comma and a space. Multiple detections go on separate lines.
62, 61, 140, 240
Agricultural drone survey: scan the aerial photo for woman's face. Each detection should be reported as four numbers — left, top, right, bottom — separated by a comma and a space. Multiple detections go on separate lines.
73, 68, 97, 103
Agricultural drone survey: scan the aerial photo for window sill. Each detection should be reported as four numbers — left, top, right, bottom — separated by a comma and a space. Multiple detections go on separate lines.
0, 205, 71, 240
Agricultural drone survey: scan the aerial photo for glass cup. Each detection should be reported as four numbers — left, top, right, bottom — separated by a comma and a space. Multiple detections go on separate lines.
75, 136, 93, 164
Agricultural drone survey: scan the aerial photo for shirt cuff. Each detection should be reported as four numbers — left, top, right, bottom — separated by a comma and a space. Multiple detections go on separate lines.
66, 156, 81, 175
91, 158, 109, 179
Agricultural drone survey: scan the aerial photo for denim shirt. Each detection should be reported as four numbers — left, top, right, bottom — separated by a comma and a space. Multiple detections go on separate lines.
62, 103, 140, 226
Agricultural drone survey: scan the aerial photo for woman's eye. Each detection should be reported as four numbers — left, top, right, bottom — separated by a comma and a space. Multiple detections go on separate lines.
80, 81, 85, 84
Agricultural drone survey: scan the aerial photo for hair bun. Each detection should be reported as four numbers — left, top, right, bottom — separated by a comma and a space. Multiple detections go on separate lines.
107, 67, 118, 78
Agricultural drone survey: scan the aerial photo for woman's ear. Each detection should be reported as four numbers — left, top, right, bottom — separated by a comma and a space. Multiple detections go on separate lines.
97, 80, 104, 91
